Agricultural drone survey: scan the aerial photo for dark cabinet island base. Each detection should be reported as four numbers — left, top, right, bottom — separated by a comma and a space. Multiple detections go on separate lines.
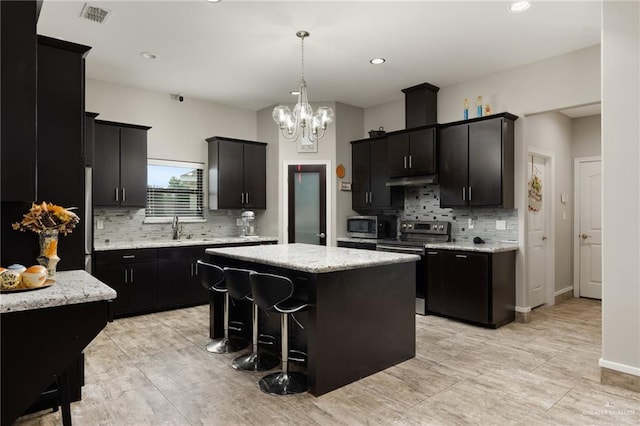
208, 254, 416, 396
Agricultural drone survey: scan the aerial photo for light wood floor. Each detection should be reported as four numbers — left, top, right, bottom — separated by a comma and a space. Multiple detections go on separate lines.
17, 298, 640, 425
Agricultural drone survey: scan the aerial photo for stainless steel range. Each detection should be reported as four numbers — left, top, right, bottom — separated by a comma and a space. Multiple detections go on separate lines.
377, 220, 451, 315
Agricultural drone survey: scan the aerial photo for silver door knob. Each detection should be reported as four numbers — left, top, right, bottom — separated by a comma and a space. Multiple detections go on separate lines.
316, 233, 326, 238
580, 233, 590, 240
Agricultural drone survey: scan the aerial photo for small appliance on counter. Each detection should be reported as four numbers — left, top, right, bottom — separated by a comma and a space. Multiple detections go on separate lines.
240, 211, 256, 237
346, 215, 396, 239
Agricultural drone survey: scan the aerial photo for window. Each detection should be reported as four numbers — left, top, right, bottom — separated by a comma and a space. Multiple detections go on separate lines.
146, 159, 204, 222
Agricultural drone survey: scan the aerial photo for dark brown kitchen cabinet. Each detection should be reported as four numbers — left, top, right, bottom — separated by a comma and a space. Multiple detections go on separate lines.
84, 112, 99, 167
402, 82, 439, 128
351, 137, 403, 211
157, 246, 209, 308
336, 241, 377, 250
206, 137, 267, 209
388, 127, 436, 177
1, 0, 37, 202
439, 113, 516, 208
426, 249, 515, 328
94, 249, 157, 317
94, 120, 150, 207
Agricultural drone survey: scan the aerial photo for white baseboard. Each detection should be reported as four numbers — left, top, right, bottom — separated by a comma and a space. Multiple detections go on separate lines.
600, 358, 640, 376
554, 286, 574, 297
515, 305, 531, 313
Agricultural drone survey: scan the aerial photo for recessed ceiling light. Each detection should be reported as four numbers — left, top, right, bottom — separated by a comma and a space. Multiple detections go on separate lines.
207, 0, 221, 3
140, 52, 157, 60
509, 1, 531, 13
290, 90, 300, 96
370, 58, 386, 65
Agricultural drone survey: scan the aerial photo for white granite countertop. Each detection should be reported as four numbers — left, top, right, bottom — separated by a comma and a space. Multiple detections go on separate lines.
206, 243, 420, 273
424, 241, 520, 253
94, 236, 279, 251
0, 270, 117, 314
336, 237, 382, 244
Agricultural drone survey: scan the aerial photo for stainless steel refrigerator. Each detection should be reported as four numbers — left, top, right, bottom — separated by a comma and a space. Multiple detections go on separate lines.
84, 167, 93, 274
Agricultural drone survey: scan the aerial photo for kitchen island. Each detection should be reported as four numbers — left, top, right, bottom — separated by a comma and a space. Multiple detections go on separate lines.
1, 270, 116, 425
205, 243, 419, 396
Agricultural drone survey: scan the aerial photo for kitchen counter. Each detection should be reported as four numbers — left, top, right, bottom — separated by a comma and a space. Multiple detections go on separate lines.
0, 270, 117, 314
206, 243, 419, 273
1, 270, 115, 425
207, 242, 417, 396
336, 237, 519, 253
94, 236, 278, 251
424, 241, 519, 253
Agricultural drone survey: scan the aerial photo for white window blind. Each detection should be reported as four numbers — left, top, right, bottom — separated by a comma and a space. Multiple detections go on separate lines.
146, 159, 204, 219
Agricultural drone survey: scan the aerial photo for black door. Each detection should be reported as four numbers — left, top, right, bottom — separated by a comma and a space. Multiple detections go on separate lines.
288, 165, 327, 245
351, 142, 370, 210
243, 143, 267, 209
387, 133, 410, 177
469, 118, 502, 206
218, 140, 244, 208
441, 251, 489, 324
408, 128, 436, 176
369, 137, 391, 208
119, 127, 148, 207
94, 123, 121, 206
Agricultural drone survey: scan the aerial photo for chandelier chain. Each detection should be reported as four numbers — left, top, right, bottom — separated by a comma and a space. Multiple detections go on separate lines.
300, 34, 305, 81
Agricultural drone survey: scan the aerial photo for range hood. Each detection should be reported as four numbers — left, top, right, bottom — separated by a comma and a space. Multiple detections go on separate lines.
386, 175, 438, 187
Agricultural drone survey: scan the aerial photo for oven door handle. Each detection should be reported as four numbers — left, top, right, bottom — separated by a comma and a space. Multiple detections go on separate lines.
376, 245, 425, 255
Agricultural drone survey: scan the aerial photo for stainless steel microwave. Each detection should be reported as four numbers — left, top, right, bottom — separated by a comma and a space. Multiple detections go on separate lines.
346, 215, 397, 239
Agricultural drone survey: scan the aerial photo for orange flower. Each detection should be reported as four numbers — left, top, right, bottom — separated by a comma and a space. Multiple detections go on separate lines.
12, 202, 80, 236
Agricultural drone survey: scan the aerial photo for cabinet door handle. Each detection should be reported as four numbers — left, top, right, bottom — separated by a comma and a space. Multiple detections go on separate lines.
124, 269, 128, 284
427, 251, 438, 255
122, 255, 135, 259
190, 263, 194, 277
403, 156, 407, 169
130, 268, 134, 283
462, 187, 466, 201
468, 187, 472, 201
195, 261, 199, 276
245, 192, 249, 204
369, 192, 373, 204
455, 254, 468, 259
115, 187, 119, 202
122, 187, 126, 202
409, 155, 412, 169
241, 193, 245, 204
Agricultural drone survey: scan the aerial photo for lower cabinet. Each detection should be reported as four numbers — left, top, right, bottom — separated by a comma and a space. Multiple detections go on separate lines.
94, 249, 158, 317
157, 246, 209, 309
426, 249, 515, 328
336, 241, 377, 250
94, 242, 274, 318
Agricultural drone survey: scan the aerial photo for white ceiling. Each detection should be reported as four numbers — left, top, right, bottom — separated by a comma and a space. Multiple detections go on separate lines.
37, 1, 601, 112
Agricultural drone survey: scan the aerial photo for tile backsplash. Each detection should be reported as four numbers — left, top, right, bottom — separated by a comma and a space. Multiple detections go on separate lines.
400, 186, 518, 243
93, 208, 247, 246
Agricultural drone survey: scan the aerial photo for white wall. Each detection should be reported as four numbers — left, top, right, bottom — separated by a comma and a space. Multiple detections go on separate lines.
86, 79, 256, 165
572, 114, 601, 159
600, 0, 640, 378
363, 98, 404, 137
525, 112, 574, 293
256, 107, 280, 240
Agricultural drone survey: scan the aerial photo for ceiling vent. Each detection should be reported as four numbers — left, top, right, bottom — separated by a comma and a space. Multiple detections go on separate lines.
79, 3, 112, 24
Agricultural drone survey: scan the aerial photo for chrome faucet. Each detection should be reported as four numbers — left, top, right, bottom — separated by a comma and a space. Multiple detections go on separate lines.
172, 215, 180, 239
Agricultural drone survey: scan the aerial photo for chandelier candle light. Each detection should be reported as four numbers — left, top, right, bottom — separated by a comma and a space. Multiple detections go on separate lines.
273, 31, 334, 142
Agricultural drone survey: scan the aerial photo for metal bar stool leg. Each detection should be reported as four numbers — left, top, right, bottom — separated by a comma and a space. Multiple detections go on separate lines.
258, 312, 307, 395
206, 293, 247, 354
232, 303, 279, 371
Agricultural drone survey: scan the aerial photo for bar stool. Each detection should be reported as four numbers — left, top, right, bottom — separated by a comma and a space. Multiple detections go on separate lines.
198, 260, 248, 354
249, 271, 313, 395
223, 267, 280, 371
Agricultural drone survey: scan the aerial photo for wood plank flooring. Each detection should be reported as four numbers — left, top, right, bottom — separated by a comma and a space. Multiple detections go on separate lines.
16, 298, 640, 425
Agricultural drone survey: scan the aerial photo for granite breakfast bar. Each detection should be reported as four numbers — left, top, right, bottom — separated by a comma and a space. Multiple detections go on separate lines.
1, 270, 116, 425
205, 243, 420, 396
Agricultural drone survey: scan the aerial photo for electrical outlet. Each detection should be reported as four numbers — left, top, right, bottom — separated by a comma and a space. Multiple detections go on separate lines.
96, 218, 104, 230
496, 220, 506, 230
468, 218, 475, 229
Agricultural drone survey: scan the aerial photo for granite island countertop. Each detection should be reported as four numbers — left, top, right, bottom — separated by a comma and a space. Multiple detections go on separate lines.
0, 270, 117, 314
94, 236, 279, 251
206, 243, 420, 274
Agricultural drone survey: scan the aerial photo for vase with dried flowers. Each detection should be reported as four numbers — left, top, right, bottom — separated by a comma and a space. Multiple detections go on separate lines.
12, 202, 80, 277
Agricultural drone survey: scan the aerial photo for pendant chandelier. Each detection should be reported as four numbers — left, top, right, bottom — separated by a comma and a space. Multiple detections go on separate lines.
272, 31, 334, 143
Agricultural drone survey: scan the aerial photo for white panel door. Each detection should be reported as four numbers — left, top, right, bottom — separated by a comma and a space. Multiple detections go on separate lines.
527, 155, 548, 308
579, 160, 602, 299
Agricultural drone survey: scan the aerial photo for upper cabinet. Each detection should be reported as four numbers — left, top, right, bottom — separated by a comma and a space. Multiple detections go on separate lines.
387, 127, 436, 177
94, 120, 151, 207
207, 137, 267, 209
352, 137, 403, 211
402, 82, 439, 128
439, 113, 517, 208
